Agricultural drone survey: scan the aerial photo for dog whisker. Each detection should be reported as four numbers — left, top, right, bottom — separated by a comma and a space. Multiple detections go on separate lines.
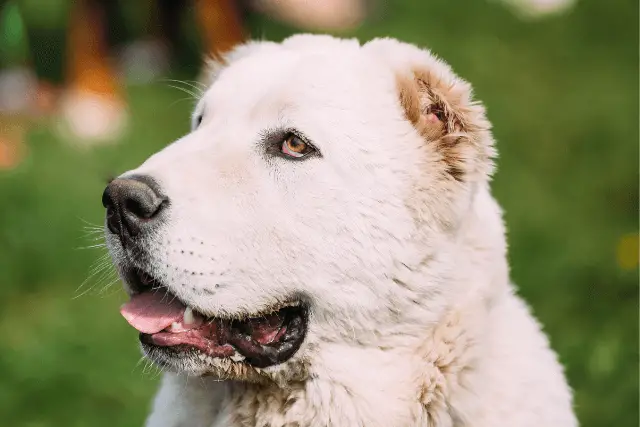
166, 84, 201, 100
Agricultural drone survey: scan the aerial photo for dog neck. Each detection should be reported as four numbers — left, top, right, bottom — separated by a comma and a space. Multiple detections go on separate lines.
213, 302, 489, 427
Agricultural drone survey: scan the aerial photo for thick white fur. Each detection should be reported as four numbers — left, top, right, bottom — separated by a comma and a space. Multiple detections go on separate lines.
117, 35, 576, 426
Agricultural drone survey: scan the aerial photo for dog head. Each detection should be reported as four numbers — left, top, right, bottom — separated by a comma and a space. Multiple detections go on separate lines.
104, 35, 497, 383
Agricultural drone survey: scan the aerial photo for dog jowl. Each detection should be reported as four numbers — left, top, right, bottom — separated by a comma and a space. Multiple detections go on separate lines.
103, 35, 577, 427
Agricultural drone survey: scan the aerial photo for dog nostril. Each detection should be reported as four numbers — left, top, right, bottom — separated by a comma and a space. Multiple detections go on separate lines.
105, 206, 119, 235
102, 187, 121, 235
125, 197, 157, 219
102, 175, 168, 237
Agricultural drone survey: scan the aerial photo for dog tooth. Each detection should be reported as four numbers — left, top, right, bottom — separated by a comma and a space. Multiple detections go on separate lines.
184, 306, 195, 324
171, 322, 182, 331
282, 301, 300, 308
230, 353, 245, 363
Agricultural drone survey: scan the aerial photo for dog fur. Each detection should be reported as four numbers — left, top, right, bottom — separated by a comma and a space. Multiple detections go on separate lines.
108, 35, 577, 427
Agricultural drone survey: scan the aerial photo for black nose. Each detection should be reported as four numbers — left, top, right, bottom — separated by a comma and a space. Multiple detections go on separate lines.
102, 176, 167, 238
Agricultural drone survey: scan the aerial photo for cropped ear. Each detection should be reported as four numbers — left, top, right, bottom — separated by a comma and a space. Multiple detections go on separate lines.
363, 38, 496, 183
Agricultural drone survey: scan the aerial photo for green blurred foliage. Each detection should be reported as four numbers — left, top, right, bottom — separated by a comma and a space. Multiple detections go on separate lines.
0, 2, 28, 64
16, 0, 69, 29
0, 0, 637, 426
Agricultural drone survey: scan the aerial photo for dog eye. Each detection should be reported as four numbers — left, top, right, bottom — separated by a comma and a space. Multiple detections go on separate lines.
281, 134, 315, 158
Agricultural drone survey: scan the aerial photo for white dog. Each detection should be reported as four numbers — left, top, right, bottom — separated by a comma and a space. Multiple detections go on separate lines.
103, 35, 577, 427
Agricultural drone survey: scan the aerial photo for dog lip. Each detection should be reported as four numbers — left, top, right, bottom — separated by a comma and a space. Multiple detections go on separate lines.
123, 266, 161, 294
120, 267, 309, 369
139, 303, 308, 369
227, 305, 308, 368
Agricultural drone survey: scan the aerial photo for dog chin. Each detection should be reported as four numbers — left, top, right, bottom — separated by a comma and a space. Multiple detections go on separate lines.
141, 339, 310, 385
141, 342, 273, 382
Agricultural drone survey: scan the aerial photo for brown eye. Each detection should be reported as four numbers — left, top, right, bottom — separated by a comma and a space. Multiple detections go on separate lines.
281, 134, 314, 158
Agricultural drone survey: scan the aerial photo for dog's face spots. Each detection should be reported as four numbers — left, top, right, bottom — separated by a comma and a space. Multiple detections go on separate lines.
105, 36, 493, 380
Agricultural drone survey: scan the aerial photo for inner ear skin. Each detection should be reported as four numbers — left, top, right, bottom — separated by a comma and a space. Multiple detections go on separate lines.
396, 72, 475, 182
415, 78, 465, 135
397, 73, 448, 141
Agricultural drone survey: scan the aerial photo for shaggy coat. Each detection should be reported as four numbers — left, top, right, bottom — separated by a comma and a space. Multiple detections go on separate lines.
107, 35, 577, 427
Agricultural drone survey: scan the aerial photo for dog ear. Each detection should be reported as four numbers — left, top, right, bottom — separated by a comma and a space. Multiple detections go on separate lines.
364, 38, 496, 183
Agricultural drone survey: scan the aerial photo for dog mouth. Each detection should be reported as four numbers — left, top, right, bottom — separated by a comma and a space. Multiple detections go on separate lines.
120, 269, 308, 369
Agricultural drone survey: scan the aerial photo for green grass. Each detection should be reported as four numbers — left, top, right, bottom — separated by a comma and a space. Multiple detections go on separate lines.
0, 0, 637, 426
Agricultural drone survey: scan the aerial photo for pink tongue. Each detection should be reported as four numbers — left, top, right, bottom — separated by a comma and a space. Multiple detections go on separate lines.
120, 292, 186, 334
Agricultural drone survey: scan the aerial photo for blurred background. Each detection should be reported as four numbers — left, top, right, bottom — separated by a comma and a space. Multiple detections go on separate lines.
0, 0, 637, 426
